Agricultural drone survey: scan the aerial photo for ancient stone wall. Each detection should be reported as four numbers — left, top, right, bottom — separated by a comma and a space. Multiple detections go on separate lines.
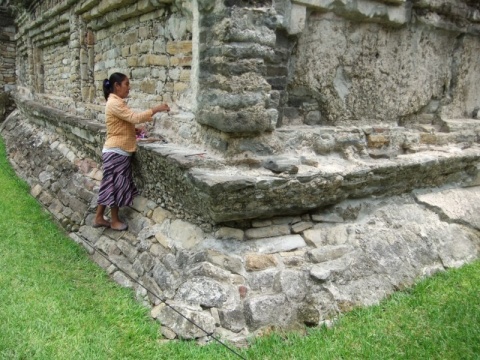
8, 0, 480, 156
0, 3, 16, 120
286, 0, 480, 128
14, 0, 193, 120
2, 109, 480, 344
3, 0, 480, 344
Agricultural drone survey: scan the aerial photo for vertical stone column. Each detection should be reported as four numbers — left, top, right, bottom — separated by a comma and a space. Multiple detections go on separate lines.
26, 37, 34, 89
32, 46, 44, 93
195, 0, 282, 136
69, 13, 81, 102
79, 20, 95, 103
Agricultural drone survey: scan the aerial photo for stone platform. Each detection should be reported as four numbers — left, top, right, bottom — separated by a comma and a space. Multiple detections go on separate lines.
2, 100, 480, 343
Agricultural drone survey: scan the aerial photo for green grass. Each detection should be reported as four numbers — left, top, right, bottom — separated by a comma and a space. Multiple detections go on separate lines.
0, 135, 479, 360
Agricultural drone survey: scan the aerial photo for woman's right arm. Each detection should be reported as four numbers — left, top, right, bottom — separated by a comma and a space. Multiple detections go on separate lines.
152, 104, 170, 114
109, 99, 155, 124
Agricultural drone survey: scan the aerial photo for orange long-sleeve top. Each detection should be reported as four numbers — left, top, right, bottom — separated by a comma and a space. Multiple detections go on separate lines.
103, 93, 153, 153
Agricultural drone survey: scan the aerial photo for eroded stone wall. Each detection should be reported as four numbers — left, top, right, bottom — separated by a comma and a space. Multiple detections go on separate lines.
14, 0, 194, 120
3, 0, 480, 344
286, 5, 480, 127
8, 0, 480, 156
0, 4, 15, 120
2, 109, 480, 344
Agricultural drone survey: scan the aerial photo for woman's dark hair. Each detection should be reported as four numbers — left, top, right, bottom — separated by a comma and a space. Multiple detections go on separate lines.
102, 72, 127, 100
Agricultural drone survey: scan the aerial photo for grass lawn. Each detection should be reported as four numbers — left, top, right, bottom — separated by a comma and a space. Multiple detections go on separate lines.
0, 136, 479, 360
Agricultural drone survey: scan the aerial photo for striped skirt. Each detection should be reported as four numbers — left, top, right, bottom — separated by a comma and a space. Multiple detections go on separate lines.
97, 152, 138, 208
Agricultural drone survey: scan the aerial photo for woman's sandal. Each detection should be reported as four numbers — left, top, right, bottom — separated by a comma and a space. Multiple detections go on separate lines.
111, 223, 128, 231
93, 222, 110, 228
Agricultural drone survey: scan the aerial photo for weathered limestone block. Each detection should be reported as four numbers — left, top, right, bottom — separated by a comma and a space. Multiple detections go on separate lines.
158, 302, 216, 339
415, 187, 480, 229
244, 294, 294, 330
186, 262, 231, 281
293, 0, 409, 26
152, 260, 182, 298
245, 253, 277, 271
273, 269, 308, 302
218, 307, 246, 333
245, 224, 291, 240
175, 277, 230, 308
307, 245, 354, 263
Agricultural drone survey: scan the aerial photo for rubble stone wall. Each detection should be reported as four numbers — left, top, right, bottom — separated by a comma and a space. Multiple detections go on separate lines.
0, 4, 16, 119
10, 0, 480, 156
287, 3, 480, 127
14, 0, 194, 121
2, 108, 480, 344
3, 0, 480, 344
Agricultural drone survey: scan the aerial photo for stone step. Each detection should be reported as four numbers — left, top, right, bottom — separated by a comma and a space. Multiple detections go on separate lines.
137, 140, 480, 224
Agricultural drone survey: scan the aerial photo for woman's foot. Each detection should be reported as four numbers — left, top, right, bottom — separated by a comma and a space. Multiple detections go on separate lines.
111, 221, 128, 231
93, 218, 111, 228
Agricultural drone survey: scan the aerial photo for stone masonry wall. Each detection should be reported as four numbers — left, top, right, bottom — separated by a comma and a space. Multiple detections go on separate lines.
0, 4, 16, 120
4, 0, 480, 344
14, 0, 194, 121
8, 0, 480, 157
286, 4, 480, 127
2, 108, 480, 344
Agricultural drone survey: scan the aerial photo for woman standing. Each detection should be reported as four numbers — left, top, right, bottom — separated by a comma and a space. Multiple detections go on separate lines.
93, 72, 169, 230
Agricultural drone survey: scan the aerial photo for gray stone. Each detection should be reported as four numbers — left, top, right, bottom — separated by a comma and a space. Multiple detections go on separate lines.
415, 187, 480, 230
141, 275, 165, 305
116, 239, 139, 262
138, 252, 155, 272
245, 224, 291, 240
252, 235, 307, 254
112, 271, 133, 288
218, 307, 246, 333
152, 207, 173, 223
311, 213, 345, 223
91, 251, 112, 270
96, 236, 121, 256
138, 224, 163, 242
69, 233, 94, 254
248, 269, 278, 292
152, 261, 181, 298
307, 245, 354, 263
132, 259, 145, 277
110, 255, 140, 280
175, 277, 228, 308
169, 219, 204, 249
244, 294, 293, 330
131, 196, 155, 214
310, 257, 350, 282
186, 262, 231, 281
262, 156, 299, 174
215, 227, 244, 241
158, 302, 216, 340
274, 269, 308, 302
125, 213, 155, 236
203, 250, 245, 275
291, 221, 313, 233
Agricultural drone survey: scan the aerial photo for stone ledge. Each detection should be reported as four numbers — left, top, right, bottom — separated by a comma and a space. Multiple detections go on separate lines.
10, 96, 480, 225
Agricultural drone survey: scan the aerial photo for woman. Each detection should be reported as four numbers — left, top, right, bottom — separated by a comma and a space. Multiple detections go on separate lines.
93, 72, 169, 230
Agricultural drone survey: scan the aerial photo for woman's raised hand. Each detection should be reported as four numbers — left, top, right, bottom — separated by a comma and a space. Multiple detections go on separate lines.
152, 104, 170, 114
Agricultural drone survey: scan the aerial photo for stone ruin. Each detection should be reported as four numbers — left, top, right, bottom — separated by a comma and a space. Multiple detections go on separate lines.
1, 0, 480, 344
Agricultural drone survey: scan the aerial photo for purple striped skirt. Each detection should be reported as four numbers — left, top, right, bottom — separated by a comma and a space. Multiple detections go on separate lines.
97, 152, 138, 208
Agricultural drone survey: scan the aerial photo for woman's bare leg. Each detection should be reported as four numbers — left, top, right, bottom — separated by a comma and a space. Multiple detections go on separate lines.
110, 206, 127, 230
94, 205, 110, 227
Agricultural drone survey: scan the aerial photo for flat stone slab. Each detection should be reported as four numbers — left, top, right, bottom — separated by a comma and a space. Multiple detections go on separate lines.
415, 187, 480, 230
136, 142, 480, 223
